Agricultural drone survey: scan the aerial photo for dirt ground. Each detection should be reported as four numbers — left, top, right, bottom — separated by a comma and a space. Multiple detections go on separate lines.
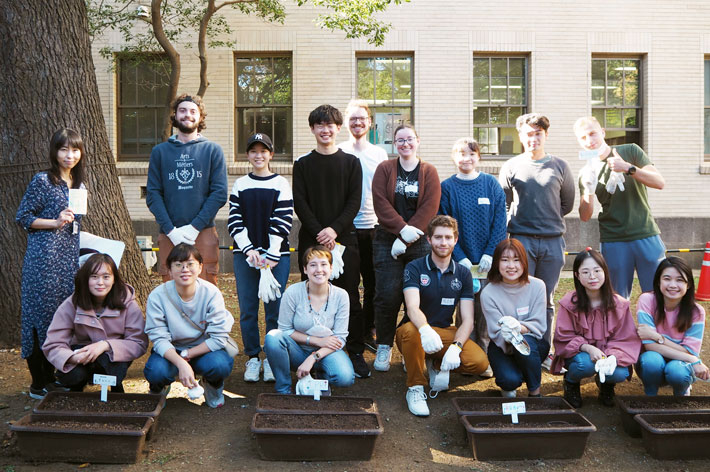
1, 274, 710, 471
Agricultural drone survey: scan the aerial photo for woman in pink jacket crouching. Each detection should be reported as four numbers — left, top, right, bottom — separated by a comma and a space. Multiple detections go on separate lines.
43, 253, 148, 393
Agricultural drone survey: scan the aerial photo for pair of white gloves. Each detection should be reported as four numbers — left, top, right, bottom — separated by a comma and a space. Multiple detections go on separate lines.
595, 355, 617, 383
458, 254, 493, 273
498, 316, 531, 356
418, 324, 461, 372
167, 225, 200, 246
329, 244, 346, 280
580, 157, 625, 195
258, 266, 282, 303
391, 225, 423, 259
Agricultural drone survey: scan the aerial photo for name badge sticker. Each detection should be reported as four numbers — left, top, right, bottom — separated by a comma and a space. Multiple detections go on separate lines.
441, 297, 455, 306
478, 197, 490, 205
404, 184, 418, 194
516, 306, 529, 317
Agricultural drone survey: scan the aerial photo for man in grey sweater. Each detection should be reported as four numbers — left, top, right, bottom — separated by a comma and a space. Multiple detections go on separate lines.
498, 113, 575, 355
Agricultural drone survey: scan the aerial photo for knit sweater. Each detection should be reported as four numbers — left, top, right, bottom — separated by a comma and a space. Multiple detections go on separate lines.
637, 292, 705, 357
227, 172, 293, 261
439, 172, 507, 263
372, 158, 441, 234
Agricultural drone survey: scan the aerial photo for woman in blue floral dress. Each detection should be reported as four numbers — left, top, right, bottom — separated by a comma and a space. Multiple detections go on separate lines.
16, 128, 87, 399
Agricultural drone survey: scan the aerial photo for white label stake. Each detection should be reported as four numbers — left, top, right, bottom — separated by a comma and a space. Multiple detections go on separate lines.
502, 401, 526, 424
93, 374, 117, 402
312, 379, 329, 400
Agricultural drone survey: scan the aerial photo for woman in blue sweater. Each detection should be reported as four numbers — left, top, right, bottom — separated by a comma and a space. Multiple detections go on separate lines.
228, 133, 293, 383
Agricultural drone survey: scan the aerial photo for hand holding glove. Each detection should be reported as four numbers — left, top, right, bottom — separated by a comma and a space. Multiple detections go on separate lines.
419, 324, 443, 354
595, 355, 617, 383
458, 258, 473, 271
329, 244, 346, 280
605, 171, 626, 194
399, 225, 424, 243
391, 238, 407, 259
579, 163, 599, 196
180, 225, 200, 245
258, 267, 282, 303
477, 254, 493, 273
167, 227, 185, 246
440, 344, 462, 371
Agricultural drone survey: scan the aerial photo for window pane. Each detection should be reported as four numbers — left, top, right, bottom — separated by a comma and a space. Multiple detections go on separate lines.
490, 58, 507, 78
605, 108, 622, 128
358, 58, 375, 101
623, 109, 638, 128
624, 60, 639, 106
509, 58, 524, 78
509, 77, 524, 104
273, 107, 292, 156
508, 107, 524, 125
490, 107, 506, 124
491, 77, 506, 103
371, 106, 411, 155
393, 58, 412, 101
255, 107, 274, 139
374, 58, 394, 103
273, 57, 292, 104
473, 106, 488, 124
592, 60, 605, 82
236, 108, 255, 154
473, 58, 489, 78
705, 108, 710, 155
592, 108, 605, 126
473, 77, 489, 103
120, 66, 137, 106
236, 58, 254, 104
120, 109, 138, 155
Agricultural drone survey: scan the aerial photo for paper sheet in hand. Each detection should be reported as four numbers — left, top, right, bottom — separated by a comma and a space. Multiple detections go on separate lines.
68, 188, 88, 214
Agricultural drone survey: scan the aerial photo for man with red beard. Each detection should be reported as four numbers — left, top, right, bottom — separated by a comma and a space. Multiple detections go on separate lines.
397, 215, 489, 416
147, 94, 227, 285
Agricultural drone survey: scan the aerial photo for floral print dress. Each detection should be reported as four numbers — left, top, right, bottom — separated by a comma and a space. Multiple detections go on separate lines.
16, 172, 83, 358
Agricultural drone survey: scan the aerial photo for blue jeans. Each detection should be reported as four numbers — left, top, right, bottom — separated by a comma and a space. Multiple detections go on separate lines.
601, 235, 665, 299
233, 253, 291, 357
143, 349, 234, 391
636, 350, 694, 396
487, 334, 549, 391
564, 351, 631, 385
263, 329, 355, 394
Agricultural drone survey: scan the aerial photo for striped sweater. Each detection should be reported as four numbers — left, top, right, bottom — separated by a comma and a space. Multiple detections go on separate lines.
637, 292, 705, 356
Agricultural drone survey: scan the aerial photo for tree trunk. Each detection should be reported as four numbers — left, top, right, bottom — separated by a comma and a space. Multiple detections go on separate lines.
0, 0, 152, 346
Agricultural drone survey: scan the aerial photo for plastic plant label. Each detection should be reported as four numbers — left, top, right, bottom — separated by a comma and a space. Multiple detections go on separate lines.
578, 150, 599, 160
312, 379, 329, 401
502, 401, 526, 424
93, 374, 116, 402
68, 189, 88, 215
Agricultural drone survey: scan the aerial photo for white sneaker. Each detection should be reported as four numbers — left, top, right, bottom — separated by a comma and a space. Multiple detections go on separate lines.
541, 353, 553, 371
244, 357, 261, 382
406, 385, 430, 417
480, 366, 494, 378
374, 345, 392, 372
203, 381, 225, 408
501, 389, 517, 398
262, 359, 275, 383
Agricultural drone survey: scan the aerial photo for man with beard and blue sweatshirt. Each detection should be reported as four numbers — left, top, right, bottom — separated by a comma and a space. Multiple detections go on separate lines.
147, 94, 228, 285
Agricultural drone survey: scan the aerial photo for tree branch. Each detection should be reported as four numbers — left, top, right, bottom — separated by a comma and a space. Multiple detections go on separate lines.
152, 0, 180, 139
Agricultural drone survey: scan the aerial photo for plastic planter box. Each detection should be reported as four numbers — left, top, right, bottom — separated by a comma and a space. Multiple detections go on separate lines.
460, 412, 596, 460
34, 391, 165, 440
251, 412, 383, 461
255, 393, 377, 414
635, 413, 710, 460
452, 396, 574, 416
11, 413, 153, 463
615, 395, 710, 437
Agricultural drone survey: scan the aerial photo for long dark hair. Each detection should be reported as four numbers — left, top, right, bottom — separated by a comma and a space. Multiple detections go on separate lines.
571, 248, 616, 315
72, 254, 127, 311
48, 128, 86, 188
487, 238, 529, 284
653, 257, 696, 333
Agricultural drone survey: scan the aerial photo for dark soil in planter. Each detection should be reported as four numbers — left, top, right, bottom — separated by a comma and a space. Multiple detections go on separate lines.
616, 395, 710, 437
256, 393, 377, 413
21, 418, 145, 431
466, 419, 581, 429
626, 398, 710, 409
453, 396, 573, 414
635, 413, 710, 460
645, 418, 710, 429
39, 396, 158, 413
254, 412, 379, 430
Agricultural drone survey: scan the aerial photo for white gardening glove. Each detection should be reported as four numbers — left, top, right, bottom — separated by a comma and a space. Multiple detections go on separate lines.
579, 163, 598, 196
418, 324, 443, 354
478, 254, 493, 273
391, 238, 407, 259
605, 171, 625, 194
458, 258, 473, 271
187, 384, 204, 400
500, 325, 515, 343
399, 225, 424, 243
440, 344, 462, 371
330, 244, 346, 280
167, 227, 185, 246
499, 316, 531, 355
595, 355, 617, 383
499, 316, 521, 333
179, 225, 200, 245
258, 267, 282, 303
427, 358, 450, 395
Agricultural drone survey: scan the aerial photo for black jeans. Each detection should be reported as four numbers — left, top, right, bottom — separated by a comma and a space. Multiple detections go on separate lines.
56, 348, 130, 392
356, 228, 376, 334
372, 228, 431, 346
26, 329, 55, 389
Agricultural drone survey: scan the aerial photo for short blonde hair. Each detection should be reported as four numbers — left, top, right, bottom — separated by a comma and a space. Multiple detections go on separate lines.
573, 116, 603, 134
302, 245, 333, 266
345, 99, 371, 119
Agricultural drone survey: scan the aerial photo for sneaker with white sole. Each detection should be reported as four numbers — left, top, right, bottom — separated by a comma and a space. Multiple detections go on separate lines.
501, 389, 517, 398
541, 353, 553, 371
374, 345, 392, 372
244, 357, 261, 382
262, 359, 275, 382
203, 381, 225, 408
479, 365, 494, 378
406, 385, 430, 416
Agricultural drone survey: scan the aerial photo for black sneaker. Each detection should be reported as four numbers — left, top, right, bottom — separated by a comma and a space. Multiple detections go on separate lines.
598, 383, 616, 407
28, 386, 48, 400
563, 381, 582, 408
363, 334, 377, 354
350, 353, 371, 379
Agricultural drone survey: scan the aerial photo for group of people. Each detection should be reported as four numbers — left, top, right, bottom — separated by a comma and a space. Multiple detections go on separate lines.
16, 94, 707, 417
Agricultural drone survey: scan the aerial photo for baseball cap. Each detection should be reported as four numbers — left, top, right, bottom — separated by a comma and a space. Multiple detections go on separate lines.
246, 133, 273, 152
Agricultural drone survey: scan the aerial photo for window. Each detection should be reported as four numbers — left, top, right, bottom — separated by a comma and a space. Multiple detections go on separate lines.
591, 58, 641, 146
705, 59, 710, 161
473, 56, 527, 156
357, 55, 413, 155
235, 55, 292, 160
117, 55, 171, 160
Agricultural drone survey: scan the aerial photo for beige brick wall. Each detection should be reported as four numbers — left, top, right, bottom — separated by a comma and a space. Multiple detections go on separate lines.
94, 0, 710, 222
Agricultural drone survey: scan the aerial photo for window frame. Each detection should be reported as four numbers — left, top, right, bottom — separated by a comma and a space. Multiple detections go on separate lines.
704, 57, 710, 162
234, 52, 293, 162
355, 53, 414, 156
116, 53, 171, 161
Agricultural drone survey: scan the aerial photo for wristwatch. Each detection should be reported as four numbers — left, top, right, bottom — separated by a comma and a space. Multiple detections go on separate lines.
657, 336, 664, 344
181, 350, 190, 360
626, 165, 637, 176
312, 352, 321, 361
452, 341, 463, 349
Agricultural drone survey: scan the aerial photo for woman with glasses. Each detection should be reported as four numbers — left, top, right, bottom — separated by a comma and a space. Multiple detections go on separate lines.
370, 124, 441, 372
636, 257, 708, 396
143, 243, 235, 408
551, 248, 640, 408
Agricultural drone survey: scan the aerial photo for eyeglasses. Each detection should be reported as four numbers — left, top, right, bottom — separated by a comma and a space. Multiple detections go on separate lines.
171, 261, 199, 271
349, 116, 369, 123
578, 268, 604, 278
395, 137, 417, 145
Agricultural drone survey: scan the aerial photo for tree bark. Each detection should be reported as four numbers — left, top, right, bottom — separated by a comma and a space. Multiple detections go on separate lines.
152, 0, 181, 141
0, 0, 152, 346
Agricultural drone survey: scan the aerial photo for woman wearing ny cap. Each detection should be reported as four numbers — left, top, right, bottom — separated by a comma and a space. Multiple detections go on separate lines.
228, 133, 293, 383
